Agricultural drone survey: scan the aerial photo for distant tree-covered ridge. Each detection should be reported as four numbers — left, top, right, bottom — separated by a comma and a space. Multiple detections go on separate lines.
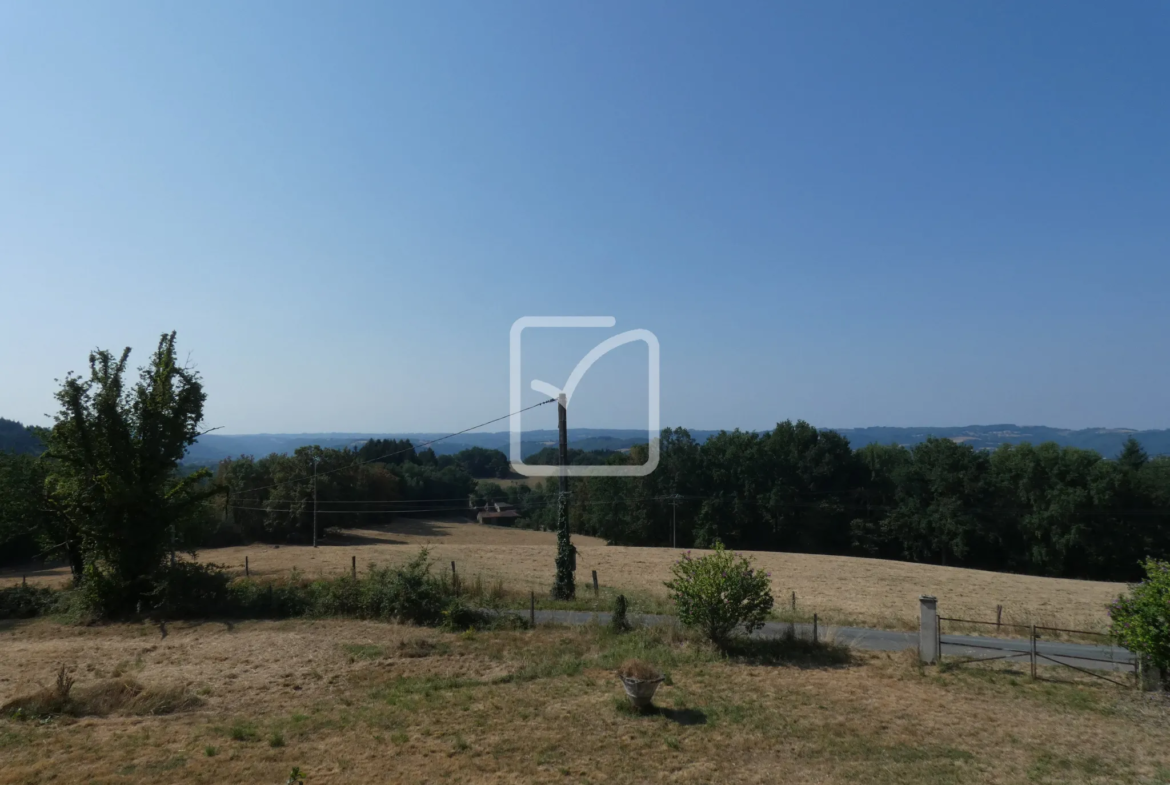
181, 424, 1170, 465
0, 418, 41, 455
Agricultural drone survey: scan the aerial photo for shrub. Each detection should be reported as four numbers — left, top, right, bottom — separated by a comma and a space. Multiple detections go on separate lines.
610, 594, 631, 634
149, 562, 231, 618
664, 543, 774, 646
439, 596, 489, 631
359, 549, 448, 625
226, 578, 310, 619
0, 584, 60, 620
1109, 558, 1170, 681
1, 548, 484, 630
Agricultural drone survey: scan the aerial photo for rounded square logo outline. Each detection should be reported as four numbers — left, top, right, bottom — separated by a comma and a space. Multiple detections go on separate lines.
509, 316, 660, 477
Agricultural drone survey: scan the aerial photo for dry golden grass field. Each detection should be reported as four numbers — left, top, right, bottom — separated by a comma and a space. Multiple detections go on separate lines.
1, 517, 1126, 631
2, 618, 1168, 784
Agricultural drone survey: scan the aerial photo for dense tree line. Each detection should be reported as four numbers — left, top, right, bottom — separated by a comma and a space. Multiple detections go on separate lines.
210, 443, 479, 544
483, 423, 1170, 583
525, 446, 621, 466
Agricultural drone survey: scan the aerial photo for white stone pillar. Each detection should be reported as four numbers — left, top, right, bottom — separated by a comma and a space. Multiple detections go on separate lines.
919, 595, 939, 665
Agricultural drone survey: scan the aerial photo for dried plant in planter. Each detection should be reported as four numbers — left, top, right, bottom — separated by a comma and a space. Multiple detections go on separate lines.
617, 659, 661, 681
616, 659, 665, 711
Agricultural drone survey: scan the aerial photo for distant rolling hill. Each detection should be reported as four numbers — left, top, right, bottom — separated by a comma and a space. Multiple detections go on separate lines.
179, 424, 1170, 465
834, 424, 1170, 456
0, 418, 42, 455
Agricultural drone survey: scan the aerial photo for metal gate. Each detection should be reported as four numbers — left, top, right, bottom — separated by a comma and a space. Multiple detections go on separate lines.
937, 615, 1136, 688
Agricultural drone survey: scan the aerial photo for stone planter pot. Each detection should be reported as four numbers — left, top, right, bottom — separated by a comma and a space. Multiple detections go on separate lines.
619, 675, 664, 710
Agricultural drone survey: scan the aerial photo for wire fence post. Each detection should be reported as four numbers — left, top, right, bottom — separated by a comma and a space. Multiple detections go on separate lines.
996, 604, 1003, 631
529, 591, 535, 627
937, 613, 942, 665
352, 555, 356, 580
813, 613, 818, 644
1030, 624, 1037, 680
592, 570, 599, 597
245, 556, 250, 577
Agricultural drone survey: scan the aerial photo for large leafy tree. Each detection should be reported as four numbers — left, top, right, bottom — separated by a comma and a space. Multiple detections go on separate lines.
42, 332, 218, 612
850, 442, 912, 557
0, 452, 55, 565
988, 442, 1099, 576
880, 437, 996, 567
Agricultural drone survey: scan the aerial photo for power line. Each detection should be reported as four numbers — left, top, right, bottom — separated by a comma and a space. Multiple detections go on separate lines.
223, 494, 699, 516
229, 398, 555, 495
226, 496, 483, 504
226, 504, 478, 515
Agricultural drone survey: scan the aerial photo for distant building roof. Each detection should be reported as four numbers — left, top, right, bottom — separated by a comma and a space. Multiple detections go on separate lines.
478, 510, 521, 525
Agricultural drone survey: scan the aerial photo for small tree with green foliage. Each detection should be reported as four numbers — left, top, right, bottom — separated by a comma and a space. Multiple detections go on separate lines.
41, 332, 220, 614
1109, 558, 1170, 683
664, 543, 774, 646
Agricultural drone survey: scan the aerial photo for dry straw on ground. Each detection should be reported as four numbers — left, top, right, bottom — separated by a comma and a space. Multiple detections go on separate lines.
1, 618, 1167, 784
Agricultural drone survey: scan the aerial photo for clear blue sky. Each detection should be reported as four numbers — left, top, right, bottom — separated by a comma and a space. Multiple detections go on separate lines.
2, 1, 1167, 434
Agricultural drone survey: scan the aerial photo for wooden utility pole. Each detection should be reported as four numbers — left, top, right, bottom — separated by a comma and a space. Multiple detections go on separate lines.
312, 453, 318, 548
552, 393, 575, 599
558, 393, 569, 493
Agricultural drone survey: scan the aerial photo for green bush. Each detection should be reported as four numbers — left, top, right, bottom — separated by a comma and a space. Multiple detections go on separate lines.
359, 549, 448, 625
149, 562, 232, 618
1109, 558, 1170, 679
2, 548, 489, 630
664, 543, 774, 646
0, 584, 60, 619
75, 563, 132, 619
226, 577, 310, 619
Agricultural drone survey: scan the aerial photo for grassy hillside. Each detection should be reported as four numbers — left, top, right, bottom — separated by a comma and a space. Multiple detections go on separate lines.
1, 518, 1123, 632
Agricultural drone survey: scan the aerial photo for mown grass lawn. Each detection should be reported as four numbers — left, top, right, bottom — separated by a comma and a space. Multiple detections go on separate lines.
1, 617, 1167, 784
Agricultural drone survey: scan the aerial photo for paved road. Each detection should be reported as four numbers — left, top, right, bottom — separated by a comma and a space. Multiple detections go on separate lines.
515, 609, 1135, 675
